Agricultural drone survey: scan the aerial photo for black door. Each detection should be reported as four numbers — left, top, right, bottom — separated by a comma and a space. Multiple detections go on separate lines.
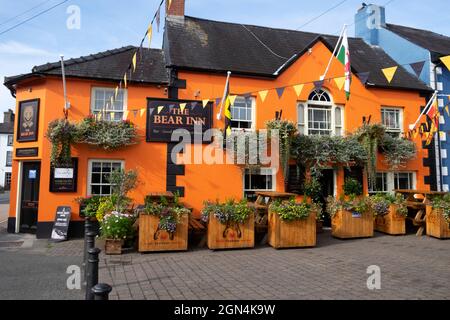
320, 169, 335, 227
20, 162, 41, 233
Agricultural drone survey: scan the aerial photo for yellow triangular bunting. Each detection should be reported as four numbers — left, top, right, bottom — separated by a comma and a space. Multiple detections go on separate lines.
293, 84, 304, 98
445, 105, 449, 116
147, 24, 153, 48
140, 108, 146, 117
124, 73, 128, 88
168, 0, 172, 9
334, 77, 346, 90
123, 110, 129, 120
382, 66, 398, 83
440, 131, 446, 140
132, 53, 137, 72
258, 90, 269, 102
440, 55, 450, 71
110, 112, 115, 119
229, 95, 237, 105
115, 86, 119, 99
157, 106, 164, 114
202, 99, 210, 108
179, 103, 187, 112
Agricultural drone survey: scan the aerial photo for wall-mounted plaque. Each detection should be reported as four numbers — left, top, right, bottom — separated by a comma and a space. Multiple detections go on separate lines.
49, 158, 78, 193
17, 99, 40, 142
146, 98, 213, 143
16, 148, 39, 157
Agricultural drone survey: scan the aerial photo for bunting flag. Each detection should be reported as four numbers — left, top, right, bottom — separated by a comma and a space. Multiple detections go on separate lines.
147, 24, 153, 48
293, 84, 304, 98
115, 86, 119, 99
157, 106, 164, 114
133, 110, 138, 118
314, 80, 324, 91
334, 77, 346, 90
382, 66, 398, 83
276, 87, 285, 99
258, 90, 269, 102
413, 129, 419, 139
356, 72, 370, 85
149, 108, 155, 116
132, 53, 137, 72
427, 99, 439, 127
168, 0, 172, 10
215, 98, 222, 106
124, 73, 128, 88
156, 6, 161, 32
123, 110, 129, 120
169, 104, 175, 113
440, 55, 450, 71
229, 95, 237, 106
179, 103, 187, 113
191, 101, 198, 110
337, 28, 351, 100
202, 99, 210, 108
440, 132, 446, 140
140, 108, 146, 117
410, 61, 426, 77
445, 105, 449, 117
110, 112, 115, 120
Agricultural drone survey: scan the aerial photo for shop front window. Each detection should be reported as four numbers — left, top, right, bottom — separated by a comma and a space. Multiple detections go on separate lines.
88, 160, 124, 196
244, 168, 275, 201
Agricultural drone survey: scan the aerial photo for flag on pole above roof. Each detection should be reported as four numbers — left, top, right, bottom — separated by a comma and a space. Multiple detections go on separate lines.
337, 27, 351, 100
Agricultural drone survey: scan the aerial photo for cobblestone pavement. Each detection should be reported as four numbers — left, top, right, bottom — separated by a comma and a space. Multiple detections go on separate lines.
97, 231, 450, 300
1, 222, 449, 300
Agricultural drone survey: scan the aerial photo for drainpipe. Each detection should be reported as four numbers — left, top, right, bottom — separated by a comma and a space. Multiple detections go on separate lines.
432, 63, 444, 192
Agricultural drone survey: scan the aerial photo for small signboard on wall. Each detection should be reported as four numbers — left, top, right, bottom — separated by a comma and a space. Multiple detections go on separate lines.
51, 206, 71, 242
146, 99, 213, 143
17, 99, 39, 142
49, 158, 78, 193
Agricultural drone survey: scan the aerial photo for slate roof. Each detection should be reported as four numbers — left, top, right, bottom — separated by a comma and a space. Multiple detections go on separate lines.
4, 46, 169, 89
165, 16, 430, 92
0, 122, 14, 134
386, 23, 450, 59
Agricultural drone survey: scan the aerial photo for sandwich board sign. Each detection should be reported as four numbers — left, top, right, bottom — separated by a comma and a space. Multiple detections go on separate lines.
51, 206, 71, 242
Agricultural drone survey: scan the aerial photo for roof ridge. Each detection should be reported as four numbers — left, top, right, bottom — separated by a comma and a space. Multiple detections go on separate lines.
32, 45, 137, 73
386, 23, 450, 39
183, 15, 359, 40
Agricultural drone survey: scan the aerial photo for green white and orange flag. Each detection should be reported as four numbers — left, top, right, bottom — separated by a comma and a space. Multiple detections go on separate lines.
337, 28, 351, 100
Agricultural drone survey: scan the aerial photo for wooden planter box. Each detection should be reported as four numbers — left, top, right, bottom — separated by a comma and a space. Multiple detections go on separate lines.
105, 239, 123, 255
374, 205, 406, 235
426, 206, 450, 239
207, 214, 254, 250
332, 210, 374, 239
268, 210, 316, 249
138, 214, 188, 252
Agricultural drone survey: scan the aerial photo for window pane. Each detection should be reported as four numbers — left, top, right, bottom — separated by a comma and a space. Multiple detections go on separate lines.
91, 173, 101, 184
101, 186, 111, 196
91, 185, 101, 195
298, 104, 304, 125
335, 107, 342, 126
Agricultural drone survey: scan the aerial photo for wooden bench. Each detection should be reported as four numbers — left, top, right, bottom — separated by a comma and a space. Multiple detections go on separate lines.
188, 216, 207, 248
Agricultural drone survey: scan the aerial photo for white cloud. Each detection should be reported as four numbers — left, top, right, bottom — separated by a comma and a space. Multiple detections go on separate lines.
0, 41, 55, 57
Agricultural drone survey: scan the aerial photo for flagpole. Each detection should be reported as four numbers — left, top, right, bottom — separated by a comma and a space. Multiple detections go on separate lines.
409, 90, 438, 131
217, 71, 231, 121
321, 24, 347, 81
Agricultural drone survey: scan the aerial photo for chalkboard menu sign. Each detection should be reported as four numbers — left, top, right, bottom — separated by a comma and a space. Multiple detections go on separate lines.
51, 206, 71, 241
50, 158, 78, 193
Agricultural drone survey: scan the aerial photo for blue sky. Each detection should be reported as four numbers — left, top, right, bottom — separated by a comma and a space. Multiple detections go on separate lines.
0, 0, 449, 116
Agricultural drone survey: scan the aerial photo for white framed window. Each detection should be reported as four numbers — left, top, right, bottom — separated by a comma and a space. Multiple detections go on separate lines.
243, 168, 275, 201
91, 87, 127, 122
88, 160, 124, 196
231, 96, 255, 131
369, 172, 416, 194
6, 151, 12, 167
298, 90, 344, 136
394, 172, 415, 190
7, 134, 13, 146
4, 172, 11, 190
381, 107, 403, 137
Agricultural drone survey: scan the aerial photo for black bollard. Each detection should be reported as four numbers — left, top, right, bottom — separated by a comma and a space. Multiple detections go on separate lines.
85, 247, 101, 300
92, 283, 113, 300
83, 218, 93, 279
85, 231, 96, 285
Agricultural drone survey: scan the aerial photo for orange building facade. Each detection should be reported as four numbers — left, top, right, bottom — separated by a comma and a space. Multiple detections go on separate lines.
4, 3, 433, 238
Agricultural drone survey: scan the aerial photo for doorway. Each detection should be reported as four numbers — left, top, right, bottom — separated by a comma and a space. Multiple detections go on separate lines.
319, 169, 335, 227
19, 162, 41, 233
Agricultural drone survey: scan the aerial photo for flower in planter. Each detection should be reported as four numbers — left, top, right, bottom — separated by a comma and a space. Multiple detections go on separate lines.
100, 211, 136, 240
270, 199, 320, 222
201, 200, 252, 224
144, 197, 190, 234
368, 193, 408, 217
327, 196, 370, 218
431, 194, 450, 223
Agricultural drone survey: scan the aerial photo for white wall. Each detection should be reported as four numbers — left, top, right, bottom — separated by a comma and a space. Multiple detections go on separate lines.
0, 133, 13, 188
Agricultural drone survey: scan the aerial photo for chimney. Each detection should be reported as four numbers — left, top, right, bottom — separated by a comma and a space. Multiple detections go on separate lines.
166, 0, 185, 17
355, 3, 386, 46
3, 109, 14, 124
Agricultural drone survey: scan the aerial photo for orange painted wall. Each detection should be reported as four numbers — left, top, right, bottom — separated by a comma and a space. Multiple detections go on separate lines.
9, 40, 429, 224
